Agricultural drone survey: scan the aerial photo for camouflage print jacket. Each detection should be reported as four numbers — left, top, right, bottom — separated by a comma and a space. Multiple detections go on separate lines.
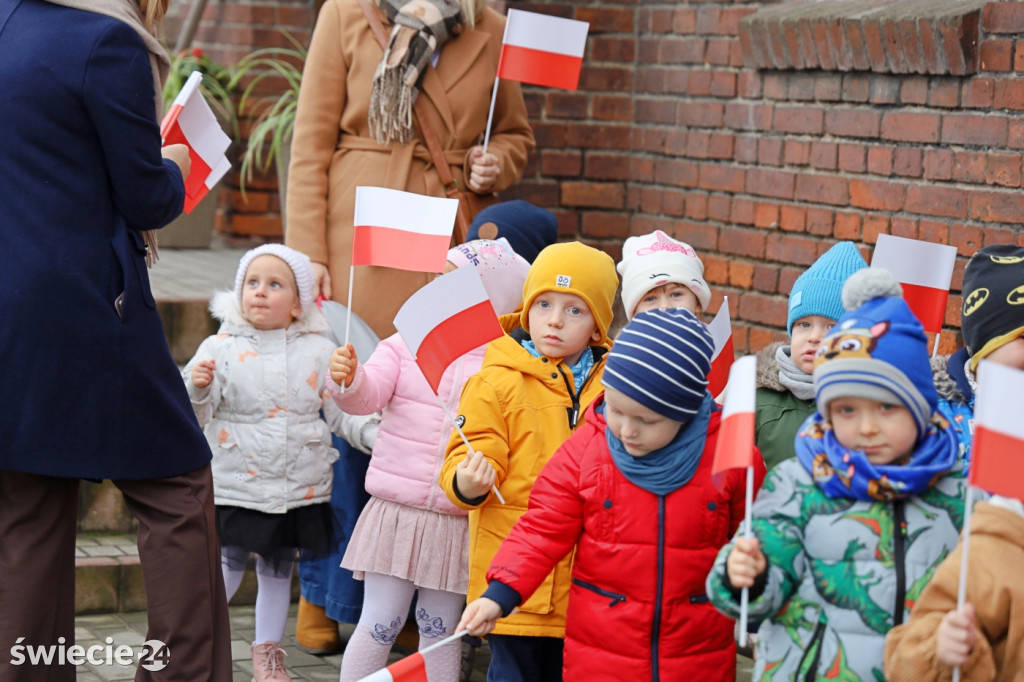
706, 457, 966, 682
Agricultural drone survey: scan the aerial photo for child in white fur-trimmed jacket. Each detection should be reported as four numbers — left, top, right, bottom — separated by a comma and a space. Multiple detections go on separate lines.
182, 244, 376, 682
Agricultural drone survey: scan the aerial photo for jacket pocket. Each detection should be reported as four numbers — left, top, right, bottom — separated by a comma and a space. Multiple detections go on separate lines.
572, 578, 626, 607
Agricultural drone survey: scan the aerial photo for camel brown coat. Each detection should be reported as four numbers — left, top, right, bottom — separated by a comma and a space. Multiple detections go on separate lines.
286, 0, 535, 337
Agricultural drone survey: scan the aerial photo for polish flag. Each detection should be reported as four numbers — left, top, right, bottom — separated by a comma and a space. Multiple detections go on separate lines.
706, 297, 735, 398
712, 355, 757, 476
160, 71, 231, 214
498, 9, 589, 90
870, 234, 957, 334
352, 187, 459, 273
356, 651, 428, 682
969, 362, 1024, 501
393, 265, 504, 393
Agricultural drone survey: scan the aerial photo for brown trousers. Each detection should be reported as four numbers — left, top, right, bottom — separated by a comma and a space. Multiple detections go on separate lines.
0, 465, 233, 681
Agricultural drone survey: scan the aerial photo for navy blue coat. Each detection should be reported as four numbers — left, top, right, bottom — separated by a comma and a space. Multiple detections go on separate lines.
0, 0, 212, 479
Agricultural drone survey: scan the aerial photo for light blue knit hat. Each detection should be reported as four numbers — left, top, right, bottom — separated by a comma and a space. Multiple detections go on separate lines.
787, 241, 868, 334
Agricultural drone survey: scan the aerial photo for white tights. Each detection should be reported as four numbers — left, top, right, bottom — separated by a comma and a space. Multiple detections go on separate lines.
221, 547, 294, 645
338, 572, 464, 682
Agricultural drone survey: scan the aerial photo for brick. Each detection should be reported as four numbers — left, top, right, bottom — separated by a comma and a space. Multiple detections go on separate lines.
590, 37, 636, 63
806, 207, 835, 237
850, 178, 906, 211
592, 95, 632, 122
708, 195, 732, 222
585, 153, 632, 181
576, 7, 633, 33
716, 228, 765, 260
962, 78, 995, 108
729, 261, 755, 289
579, 67, 632, 92
661, 36, 706, 64
983, 2, 1024, 34
699, 165, 746, 194
928, 80, 961, 108
561, 182, 625, 209
541, 151, 582, 177
783, 140, 810, 166
779, 205, 807, 233
731, 197, 756, 225
703, 255, 729, 286
861, 214, 890, 244
833, 212, 862, 241
809, 142, 839, 170
879, 112, 941, 143
674, 222, 720, 252
679, 102, 725, 128
687, 71, 712, 97
724, 102, 772, 131
941, 114, 1008, 146
919, 220, 951, 245
545, 92, 588, 119
905, 185, 968, 218
983, 226, 1018, 246
813, 74, 842, 102
923, 149, 953, 181
1010, 118, 1024, 149
985, 153, 1023, 188
653, 158, 699, 188
673, 7, 698, 33
738, 292, 788, 327
758, 138, 784, 167
754, 202, 779, 229
869, 76, 901, 104
890, 216, 918, 240
766, 233, 820, 267
581, 212, 631, 239
951, 151, 987, 184
824, 108, 881, 138
734, 135, 758, 163
867, 146, 893, 176
706, 39, 733, 67
794, 174, 849, 206
993, 80, 1024, 109
746, 168, 796, 200
980, 39, 1013, 71
709, 133, 736, 160
773, 105, 824, 134
1016, 42, 1024, 71
893, 148, 923, 178
662, 189, 685, 217
950, 223, 985, 256
838, 143, 867, 173
567, 123, 632, 150
686, 193, 709, 221
763, 73, 788, 100
900, 77, 928, 105
710, 71, 738, 98
682, 131, 708, 159
969, 189, 1024, 224
738, 71, 763, 98
753, 263, 780, 293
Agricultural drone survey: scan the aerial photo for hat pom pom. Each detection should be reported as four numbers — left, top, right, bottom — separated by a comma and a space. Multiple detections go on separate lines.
841, 267, 903, 311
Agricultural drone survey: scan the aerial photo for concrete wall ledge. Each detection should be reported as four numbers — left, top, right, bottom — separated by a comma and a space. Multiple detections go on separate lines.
739, 0, 988, 75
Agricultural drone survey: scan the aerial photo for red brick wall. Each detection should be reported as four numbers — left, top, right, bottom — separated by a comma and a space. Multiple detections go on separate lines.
180, 0, 1024, 347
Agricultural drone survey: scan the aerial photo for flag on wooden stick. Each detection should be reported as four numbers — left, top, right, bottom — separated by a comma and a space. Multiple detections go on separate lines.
352, 187, 458, 273
712, 355, 757, 477
706, 297, 735, 398
870, 234, 957, 335
969, 361, 1024, 500
498, 9, 589, 90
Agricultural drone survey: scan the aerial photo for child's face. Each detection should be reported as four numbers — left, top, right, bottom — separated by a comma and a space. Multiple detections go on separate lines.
528, 290, 601, 364
828, 396, 917, 465
791, 315, 836, 374
984, 335, 1024, 372
241, 255, 302, 330
604, 387, 683, 457
633, 282, 702, 318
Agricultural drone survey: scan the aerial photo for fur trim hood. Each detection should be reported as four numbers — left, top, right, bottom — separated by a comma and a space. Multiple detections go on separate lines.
756, 342, 787, 391
931, 354, 968, 404
208, 290, 331, 338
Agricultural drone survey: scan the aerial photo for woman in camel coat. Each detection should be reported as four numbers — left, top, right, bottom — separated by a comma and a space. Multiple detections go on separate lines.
286, 0, 535, 338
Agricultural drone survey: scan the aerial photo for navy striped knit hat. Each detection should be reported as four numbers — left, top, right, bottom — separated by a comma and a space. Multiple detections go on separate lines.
602, 308, 714, 422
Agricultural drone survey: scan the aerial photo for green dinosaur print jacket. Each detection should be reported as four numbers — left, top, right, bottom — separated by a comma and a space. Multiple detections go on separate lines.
706, 458, 966, 682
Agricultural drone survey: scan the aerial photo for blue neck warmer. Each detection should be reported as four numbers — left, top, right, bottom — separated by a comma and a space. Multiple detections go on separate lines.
795, 411, 961, 501
522, 339, 595, 394
604, 392, 714, 496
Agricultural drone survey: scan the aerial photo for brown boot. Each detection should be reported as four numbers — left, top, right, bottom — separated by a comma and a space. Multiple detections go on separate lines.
251, 641, 291, 682
295, 596, 343, 656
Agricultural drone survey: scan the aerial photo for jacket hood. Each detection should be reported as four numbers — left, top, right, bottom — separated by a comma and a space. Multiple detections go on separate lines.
756, 342, 787, 391
209, 290, 331, 337
931, 351, 970, 404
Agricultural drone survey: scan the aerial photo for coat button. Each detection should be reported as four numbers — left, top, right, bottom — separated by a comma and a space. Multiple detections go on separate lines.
551, 373, 558, 379
603, 499, 612, 509
541, 358, 548, 363
707, 501, 717, 510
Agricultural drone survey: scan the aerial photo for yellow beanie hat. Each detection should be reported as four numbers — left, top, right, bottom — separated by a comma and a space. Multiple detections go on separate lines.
520, 242, 618, 346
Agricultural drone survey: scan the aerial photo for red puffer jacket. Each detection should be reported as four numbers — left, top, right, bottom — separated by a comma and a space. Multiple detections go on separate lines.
486, 396, 765, 681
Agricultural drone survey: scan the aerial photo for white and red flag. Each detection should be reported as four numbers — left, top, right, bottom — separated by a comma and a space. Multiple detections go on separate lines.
351, 187, 458, 273
969, 361, 1024, 500
706, 297, 735, 399
498, 9, 589, 90
712, 354, 757, 477
870, 234, 957, 335
393, 265, 503, 393
356, 651, 428, 682
160, 71, 231, 214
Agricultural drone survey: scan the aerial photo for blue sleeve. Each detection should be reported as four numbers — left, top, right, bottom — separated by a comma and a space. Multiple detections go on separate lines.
83, 21, 185, 230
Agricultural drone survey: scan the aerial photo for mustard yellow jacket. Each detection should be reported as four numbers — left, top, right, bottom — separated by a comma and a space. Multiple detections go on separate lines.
439, 316, 608, 638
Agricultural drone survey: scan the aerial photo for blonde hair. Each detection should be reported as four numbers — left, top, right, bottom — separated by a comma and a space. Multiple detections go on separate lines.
460, 0, 485, 29
138, 0, 168, 33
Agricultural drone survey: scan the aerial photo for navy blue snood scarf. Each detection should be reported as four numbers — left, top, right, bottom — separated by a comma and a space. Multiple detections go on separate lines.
604, 392, 714, 496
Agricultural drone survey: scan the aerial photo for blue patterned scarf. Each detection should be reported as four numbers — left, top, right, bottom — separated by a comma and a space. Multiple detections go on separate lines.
604, 393, 714, 496
795, 412, 961, 501
522, 340, 595, 394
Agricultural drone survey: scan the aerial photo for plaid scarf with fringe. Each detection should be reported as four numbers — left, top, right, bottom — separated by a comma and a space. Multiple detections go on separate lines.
368, 0, 463, 145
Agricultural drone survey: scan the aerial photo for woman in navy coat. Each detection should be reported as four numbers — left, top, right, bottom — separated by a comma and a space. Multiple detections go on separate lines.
0, 0, 232, 679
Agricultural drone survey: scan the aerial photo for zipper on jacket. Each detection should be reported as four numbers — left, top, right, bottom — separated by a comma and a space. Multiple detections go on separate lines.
556, 365, 581, 429
796, 618, 826, 681
893, 500, 907, 626
571, 578, 626, 607
651, 494, 666, 682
